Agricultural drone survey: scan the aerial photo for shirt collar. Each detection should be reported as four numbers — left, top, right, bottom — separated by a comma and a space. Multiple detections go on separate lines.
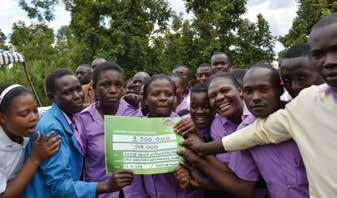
0, 126, 29, 150
241, 103, 252, 121
216, 103, 252, 127
62, 112, 75, 126
323, 84, 337, 103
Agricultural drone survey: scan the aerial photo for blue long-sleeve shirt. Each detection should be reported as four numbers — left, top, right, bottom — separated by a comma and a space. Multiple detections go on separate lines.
21, 103, 97, 198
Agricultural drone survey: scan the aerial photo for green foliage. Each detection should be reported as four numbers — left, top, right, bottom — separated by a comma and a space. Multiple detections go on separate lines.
0, 29, 8, 50
8, 0, 276, 105
281, 0, 337, 48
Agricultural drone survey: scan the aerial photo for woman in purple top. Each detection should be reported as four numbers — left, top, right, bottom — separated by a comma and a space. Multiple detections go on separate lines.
73, 62, 146, 198
189, 83, 213, 142
141, 74, 204, 198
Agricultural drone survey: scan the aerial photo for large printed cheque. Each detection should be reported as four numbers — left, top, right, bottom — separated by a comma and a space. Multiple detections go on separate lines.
104, 116, 184, 174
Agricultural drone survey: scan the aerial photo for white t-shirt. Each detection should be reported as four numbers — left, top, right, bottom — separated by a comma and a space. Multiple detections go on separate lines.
280, 89, 292, 102
0, 126, 29, 193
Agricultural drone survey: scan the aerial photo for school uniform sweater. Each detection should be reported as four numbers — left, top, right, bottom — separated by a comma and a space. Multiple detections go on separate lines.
221, 84, 337, 198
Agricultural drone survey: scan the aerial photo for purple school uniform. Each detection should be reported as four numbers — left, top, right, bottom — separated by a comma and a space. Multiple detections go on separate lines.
142, 113, 204, 198
175, 91, 190, 113
73, 99, 146, 198
324, 84, 337, 103
210, 106, 259, 182
198, 127, 212, 142
230, 115, 309, 198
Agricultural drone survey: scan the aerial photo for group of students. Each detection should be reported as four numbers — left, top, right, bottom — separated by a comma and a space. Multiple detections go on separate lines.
0, 12, 336, 198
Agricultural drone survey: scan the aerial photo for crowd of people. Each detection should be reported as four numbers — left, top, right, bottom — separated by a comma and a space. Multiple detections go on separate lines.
0, 12, 336, 198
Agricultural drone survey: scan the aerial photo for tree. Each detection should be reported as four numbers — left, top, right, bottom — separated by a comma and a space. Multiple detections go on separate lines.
281, 0, 337, 48
234, 14, 275, 67
0, 29, 8, 50
182, 0, 275, 67
19, 0, 173, 77
4, 21, 57, 104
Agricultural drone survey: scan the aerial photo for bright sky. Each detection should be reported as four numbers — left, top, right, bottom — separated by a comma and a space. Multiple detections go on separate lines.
0, 0, 298, 52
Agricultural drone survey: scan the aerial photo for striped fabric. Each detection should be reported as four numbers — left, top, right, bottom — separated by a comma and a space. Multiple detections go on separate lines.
0, 50, 25, 65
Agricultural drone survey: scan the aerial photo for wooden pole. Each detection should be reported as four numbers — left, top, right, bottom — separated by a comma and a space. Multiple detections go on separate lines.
22, 62, 42, 106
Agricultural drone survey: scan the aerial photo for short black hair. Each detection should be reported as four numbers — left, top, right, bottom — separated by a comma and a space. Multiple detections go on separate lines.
170, 74, 187, 88
191, 83, 208, 94
92, 62, 124, 86
211, 52, 231, 63
282, 44, 311, 59
312, 13, 337, 30
247, 61, 282, 91
198, 63, 211, 69
77, 64, 91, 68
231, 69, 248, 88
174, 64, 189, 70
45, 68, 73, 96
208, 72, 240, 89
143, 74, 176, 99
0, 83, 33, 114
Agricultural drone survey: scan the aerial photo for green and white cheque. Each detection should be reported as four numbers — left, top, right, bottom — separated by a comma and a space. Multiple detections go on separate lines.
104, 116, 184, 174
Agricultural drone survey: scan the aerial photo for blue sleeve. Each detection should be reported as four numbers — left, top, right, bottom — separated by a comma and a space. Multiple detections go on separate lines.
38, 126, 97, 197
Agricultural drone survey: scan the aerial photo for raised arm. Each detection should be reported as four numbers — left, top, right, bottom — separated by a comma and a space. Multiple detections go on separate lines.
1, 133, 60, 198
222, 107, 292, 152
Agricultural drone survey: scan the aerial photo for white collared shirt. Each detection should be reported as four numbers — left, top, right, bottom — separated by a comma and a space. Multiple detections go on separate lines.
0, 126, 29, 193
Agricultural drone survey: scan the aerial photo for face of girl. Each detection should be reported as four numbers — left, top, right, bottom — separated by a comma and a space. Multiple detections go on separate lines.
95, 70, 124, 108
208, 78, 243, 122
190, 92, 212, 129
145, 79, 175, 117
0, 93, 39, 139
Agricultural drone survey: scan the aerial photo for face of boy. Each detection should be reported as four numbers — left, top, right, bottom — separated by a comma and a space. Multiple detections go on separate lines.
75, 66, 92, 85
243, 68, 282, 118
196, 67, 212, 84
281, 57, 320, 98
173, 67, 190, 83
96, 70, 124, 108
145, 79, 175, 117
53, 75, 84, 115
208, 78, 243, 120
211, 54, 231, 73
310, 23, 337, 88
0, 94, 39, 137
131, 73, 149, 94
190, 92, 212, 129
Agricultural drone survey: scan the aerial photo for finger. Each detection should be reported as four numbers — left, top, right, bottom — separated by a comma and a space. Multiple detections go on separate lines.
34, 132, 41, 143
45, 131, 54, 140
118, 182, 132, 188
116, 178, 133, 183
174, 120, 188, 131
114, 173, 134, 179
179, 161, 193, 170
181, 128, 195, 136
47, 135, 61, 146
174, 119, 190, 130
190, 179, 200, 187
115, 169, 134, 175
50, 146, 60, 155
175, 168, 185, 175
182, 140, 192, 148
49, 140, 61, 150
